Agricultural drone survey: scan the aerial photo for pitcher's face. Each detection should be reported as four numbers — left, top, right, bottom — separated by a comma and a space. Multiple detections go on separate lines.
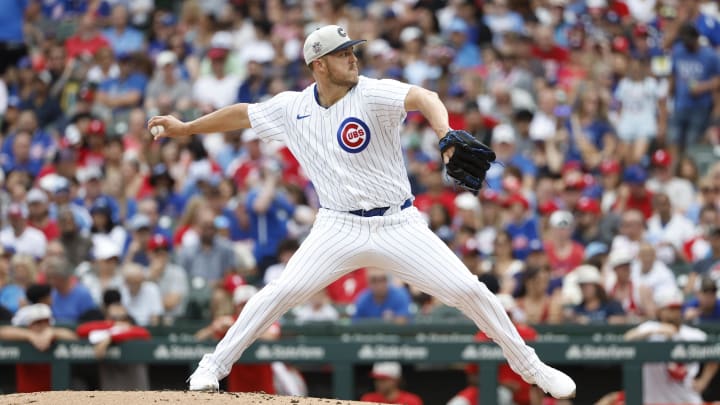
322, 47, 359, 87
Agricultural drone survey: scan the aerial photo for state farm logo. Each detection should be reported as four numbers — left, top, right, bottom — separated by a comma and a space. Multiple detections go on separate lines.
357, 344, 429, 360
337, 117, 371, 153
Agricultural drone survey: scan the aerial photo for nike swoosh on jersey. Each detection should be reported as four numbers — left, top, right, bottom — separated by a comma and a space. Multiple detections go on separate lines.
296, 114, 311, 120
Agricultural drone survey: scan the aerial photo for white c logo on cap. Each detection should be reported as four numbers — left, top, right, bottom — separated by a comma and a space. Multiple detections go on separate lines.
337, 27, 347, 37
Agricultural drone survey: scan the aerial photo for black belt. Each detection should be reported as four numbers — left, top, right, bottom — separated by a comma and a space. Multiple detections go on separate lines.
348, 199, 412, 217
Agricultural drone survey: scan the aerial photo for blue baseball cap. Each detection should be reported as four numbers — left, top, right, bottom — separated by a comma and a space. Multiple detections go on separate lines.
448, 18, 469, 34
7, 95, 21, 109
584, 242, 608, 260
160, 14, 176, 26
214, 216, 230, 229
529, 239, 544, 253
16, 57, 31, 69
622, 165, 647, 184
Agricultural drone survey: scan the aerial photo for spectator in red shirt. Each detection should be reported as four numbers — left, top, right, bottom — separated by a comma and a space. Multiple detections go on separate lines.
413, 162, 457, 218
76, 296, 152, 390
614, 165, 653, 219
229, 129, 265, 191
195, 285, 278, 394
76, 118, 106, 169
0, 303, 77, 393
448, 294, 542, 405
65, 14, 110, 60
560, 170, 589, 212
27, 188, 59, 241
326, 268, 368, 305
515, 266, 563, 324
531, 25, 570, 66
545, 210, 585, 278
361, 362, 423, 405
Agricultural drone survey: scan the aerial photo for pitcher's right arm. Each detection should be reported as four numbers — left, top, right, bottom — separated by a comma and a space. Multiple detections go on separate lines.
148, 103, 251, 140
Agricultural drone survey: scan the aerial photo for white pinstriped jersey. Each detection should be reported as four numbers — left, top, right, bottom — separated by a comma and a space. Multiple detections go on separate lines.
247, 76, 413, 211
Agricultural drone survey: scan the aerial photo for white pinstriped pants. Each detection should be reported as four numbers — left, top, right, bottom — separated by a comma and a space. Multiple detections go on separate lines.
200, 207, 543, 379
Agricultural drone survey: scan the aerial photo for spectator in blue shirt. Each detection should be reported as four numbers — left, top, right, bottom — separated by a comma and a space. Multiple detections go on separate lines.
74, 166, 122, 224
485, 124, 537, 191
1, 130, 44, 177
102, 4, 144, 56
46, 256, 99, 323
676, 0, 720, 48
246, 163, 295, 272
446, 19, 482, 70
684, 277, 720, 324
148, 163, 185, 219
668, 24, 720, 155
19, 71, 63, 129
123, 214, 153, 266
353, 268, 412, 324
0, 249, 24, 314
567, 265, 626, 324
96, 52, 147, 120
236, 57, 269, 103
0, 0, 28, 74
482, 0, 525, 48
1, 109, 56, 165
215, 132, 244, 175
504, 193, 541, 261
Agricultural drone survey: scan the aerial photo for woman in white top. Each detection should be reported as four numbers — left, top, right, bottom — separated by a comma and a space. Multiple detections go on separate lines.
614, 58, 667, 164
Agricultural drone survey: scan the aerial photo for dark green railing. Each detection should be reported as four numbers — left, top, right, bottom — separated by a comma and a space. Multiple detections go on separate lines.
2, 337, 720, 404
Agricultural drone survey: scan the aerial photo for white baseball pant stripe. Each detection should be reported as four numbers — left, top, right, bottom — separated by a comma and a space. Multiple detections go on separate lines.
200, 207, 542, 379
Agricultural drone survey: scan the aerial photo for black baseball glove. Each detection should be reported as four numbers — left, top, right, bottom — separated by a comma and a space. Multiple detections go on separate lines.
438, 129, 496, 194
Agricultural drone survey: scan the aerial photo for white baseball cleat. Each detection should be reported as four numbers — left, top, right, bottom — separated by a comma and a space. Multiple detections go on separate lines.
187, 366, 220, 392
525, 364, 576, 399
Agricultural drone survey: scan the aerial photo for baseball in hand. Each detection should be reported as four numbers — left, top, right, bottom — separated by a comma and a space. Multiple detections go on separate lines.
150, 125, 165, 137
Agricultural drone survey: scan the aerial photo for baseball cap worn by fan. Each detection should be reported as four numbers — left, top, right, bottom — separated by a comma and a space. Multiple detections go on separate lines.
303, 25, 366, 65
208, 31, 233, 60
549, 210, 574, 228
233, 285, 258, 305
623, 165, 647, 184
584, 242, 608, 260
148, 234, 170, 251
492, 124, 516, 144
654, 287, 684, 309
7, 203, 28, 219
93, 237, 121, 261
156, 50, 177, 68
26, 188, 48, 205
576, 197, 601, 214
651, 149, 672, 168
538, 200, 559, 216
11, 303, 53, 327
574, 265, 602, 284
455, 192, 480, 211
600, 159, 621, 175
128, 214, 152, 232
371, 362, 402, 379
608, 249, 634, 268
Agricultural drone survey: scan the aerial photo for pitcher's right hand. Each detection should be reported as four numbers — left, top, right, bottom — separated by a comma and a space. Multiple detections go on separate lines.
147, 115, 190, 140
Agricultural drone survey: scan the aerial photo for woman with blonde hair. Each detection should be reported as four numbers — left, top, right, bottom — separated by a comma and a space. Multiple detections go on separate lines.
568, 82, 617, 168
172, 195, 206, 248
10, 255, 38, 290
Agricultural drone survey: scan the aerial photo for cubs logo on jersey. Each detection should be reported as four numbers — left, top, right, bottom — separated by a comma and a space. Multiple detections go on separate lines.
337, 117, 371, 153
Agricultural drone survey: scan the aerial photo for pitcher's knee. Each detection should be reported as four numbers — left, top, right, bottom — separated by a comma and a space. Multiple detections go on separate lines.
446, 280, 491, 308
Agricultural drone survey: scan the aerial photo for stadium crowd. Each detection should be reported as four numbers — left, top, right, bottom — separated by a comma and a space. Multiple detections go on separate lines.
0, 0, 720, 397
2, 0, 720, 403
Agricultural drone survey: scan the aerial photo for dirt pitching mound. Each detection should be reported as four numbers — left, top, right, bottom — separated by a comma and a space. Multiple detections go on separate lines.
0, 391, 379, 405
